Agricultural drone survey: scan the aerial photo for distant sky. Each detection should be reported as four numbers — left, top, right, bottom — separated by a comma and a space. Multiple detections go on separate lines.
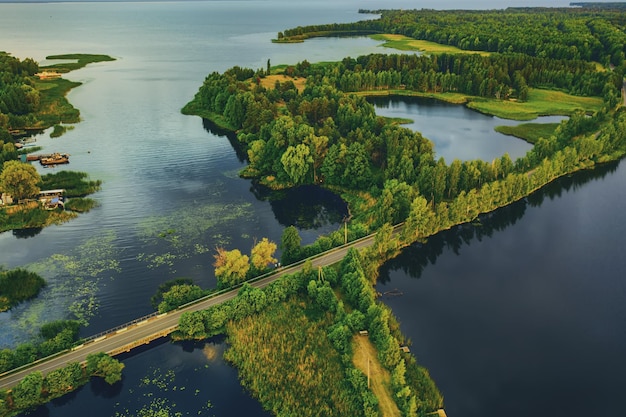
0, 0, 622, 3
0, 0, 622, 7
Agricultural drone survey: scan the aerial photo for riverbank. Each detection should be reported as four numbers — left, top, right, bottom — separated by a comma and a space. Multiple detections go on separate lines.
32, 54, 116, 131
0, 54, 112, 233
0, 170, 101, 233
370, 34, 491, 56
357, 87, 603, 121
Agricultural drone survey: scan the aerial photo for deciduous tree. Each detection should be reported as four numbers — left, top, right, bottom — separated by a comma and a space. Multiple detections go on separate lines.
213, 247, 250, 288
86, 352, 124, 385
250, 237, 278, 272
0, 160, 40, 200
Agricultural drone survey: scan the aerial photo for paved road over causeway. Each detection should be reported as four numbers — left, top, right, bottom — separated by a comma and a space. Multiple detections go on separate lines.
0, 228, 386, 390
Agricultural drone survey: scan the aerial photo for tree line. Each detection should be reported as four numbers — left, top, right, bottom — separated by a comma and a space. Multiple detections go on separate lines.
280, 8, 626, 66
0, 352, 124, 417
0, 52, 40, 137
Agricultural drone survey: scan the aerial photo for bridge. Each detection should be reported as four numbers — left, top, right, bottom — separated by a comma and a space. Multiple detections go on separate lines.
0, 226, 391, 391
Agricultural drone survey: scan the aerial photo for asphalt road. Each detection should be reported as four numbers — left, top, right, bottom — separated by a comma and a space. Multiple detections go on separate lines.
0, 229, 387, 391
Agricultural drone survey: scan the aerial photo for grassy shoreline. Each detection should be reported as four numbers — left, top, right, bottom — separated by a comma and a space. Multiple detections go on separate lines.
1, 54, 112, 233
356, 88, 602, 120
370, 34, 491, 56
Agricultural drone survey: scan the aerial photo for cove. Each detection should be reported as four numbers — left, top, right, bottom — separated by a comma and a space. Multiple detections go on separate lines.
369, 95, 566, 162
376, 160, 626, 417
20, 337, 272, 417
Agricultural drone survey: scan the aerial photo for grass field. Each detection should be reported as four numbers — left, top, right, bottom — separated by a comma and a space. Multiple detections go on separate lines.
42, 54, 115, 73
352, 335, 400, 417
34, 78, 82, 126
468, 88, 603, 120
260, 74, 307, 93
370, 34, 490, 56
495, 122, 561, 143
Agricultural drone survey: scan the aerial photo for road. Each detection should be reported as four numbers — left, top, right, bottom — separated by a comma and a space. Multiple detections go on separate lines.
0, 229, 385, 391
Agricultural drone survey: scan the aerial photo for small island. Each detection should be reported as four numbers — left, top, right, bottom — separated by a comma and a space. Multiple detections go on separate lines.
0, 268, 45, 312
0, 53, 115, 233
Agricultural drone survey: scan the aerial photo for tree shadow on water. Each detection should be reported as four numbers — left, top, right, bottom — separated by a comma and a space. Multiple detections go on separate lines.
12, 228, 42, 239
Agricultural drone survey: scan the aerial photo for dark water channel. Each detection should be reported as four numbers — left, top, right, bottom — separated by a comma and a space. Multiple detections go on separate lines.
377, 161, 626, 417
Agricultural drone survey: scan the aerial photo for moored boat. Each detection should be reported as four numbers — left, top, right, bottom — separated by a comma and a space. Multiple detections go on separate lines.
39, 153, 70, 166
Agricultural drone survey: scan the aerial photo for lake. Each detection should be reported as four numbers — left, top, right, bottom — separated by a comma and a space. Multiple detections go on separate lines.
369, 95, 566, 162
0, 1, 624, 416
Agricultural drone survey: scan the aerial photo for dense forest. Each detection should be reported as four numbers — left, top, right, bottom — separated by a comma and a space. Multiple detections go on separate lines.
0, 52, 40, 137
183, 52, 624, 225
278, 7, 626, 66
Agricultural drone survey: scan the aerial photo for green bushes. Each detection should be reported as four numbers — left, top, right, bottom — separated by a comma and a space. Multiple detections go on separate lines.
0, 268, 45, 312
150, 278, 210, 313
0, 353, 124, 417
0, 320, 82, 374
63, 197, 97, 213
39, 170, 102, 197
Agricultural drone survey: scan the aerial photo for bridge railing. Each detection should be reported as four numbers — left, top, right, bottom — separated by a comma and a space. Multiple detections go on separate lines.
80, 311, 160, 344
81, 221, 397, 340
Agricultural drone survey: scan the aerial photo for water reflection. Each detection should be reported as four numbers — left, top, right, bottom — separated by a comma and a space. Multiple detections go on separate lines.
376, 160, 626, 417
251, 183, 348, 229
201, 118, 349, 232
202, 118, 248, 163
379, 201, 528, 283
379, 160, 620, 283
20, 336, 271, 417
369, 96, 546, 162
12, 228, 42, 239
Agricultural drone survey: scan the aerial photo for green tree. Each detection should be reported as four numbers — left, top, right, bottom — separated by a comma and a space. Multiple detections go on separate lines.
11, 371, 44, 410
280, 225, 302, 265
44, 362, 84, 397
0, 160, 41, 201
150, 278, 194, 310
281, 144, 313, 185
86, 352, 124, 384
178, 311, 207, 339
158, 284, 204, 313
250, 237, 278, 272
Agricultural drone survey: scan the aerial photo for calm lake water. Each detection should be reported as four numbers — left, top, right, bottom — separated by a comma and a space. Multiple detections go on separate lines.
370, 96, 566, 162
377, 161, 626, 417
0, 1, 624, 416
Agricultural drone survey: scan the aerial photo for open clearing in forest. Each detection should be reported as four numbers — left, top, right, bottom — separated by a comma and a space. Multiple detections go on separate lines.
260, 74, 306, 93
468, 88, 604, 120
371, 34, 491, 56
352, 335, 401, 417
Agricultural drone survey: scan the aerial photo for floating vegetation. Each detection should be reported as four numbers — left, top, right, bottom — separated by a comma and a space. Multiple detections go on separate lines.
135, 202, 253, 272
50, 123, 74, 138
114, 366, 213, 417
139, 368, 176, 391
1, 231, 121, 345
137, 252, 177, 271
